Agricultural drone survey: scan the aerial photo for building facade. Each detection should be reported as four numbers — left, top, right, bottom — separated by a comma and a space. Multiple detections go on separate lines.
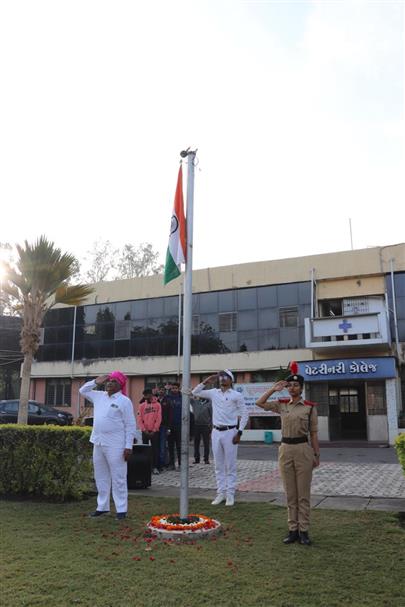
27, 244, 405, 444
0, 316, 22, 400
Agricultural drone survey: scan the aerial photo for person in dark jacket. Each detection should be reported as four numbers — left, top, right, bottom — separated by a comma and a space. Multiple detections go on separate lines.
165, 382, 182, 470
191, 396, 212, 464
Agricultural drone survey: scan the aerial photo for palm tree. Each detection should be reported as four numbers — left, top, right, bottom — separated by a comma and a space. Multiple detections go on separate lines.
2, 237, 94, 424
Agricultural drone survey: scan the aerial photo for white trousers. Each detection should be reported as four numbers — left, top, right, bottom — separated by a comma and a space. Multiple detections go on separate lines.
93, 444, 128, 513
211, 428, 239, 497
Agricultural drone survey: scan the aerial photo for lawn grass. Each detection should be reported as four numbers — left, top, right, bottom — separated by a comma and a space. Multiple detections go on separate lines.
1, 495, 404, 607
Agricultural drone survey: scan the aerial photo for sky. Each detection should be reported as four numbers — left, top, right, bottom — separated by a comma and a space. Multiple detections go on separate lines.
0, 0, 404, 275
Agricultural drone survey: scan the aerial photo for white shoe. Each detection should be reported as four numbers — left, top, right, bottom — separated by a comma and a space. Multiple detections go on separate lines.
152, 468, 160, 475
211, 494, 226, 505
225, 495, 235, 506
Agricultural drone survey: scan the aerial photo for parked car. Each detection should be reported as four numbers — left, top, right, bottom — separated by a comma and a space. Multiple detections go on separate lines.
0, 400, 74, 426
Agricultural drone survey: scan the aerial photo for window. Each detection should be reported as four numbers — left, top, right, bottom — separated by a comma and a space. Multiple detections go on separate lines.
219, 312, 237, 332
237, 288, 257, 310
115, 320, 131, 340
145, 375, 177, 390
4, 402, 18, 413
218, 290, 236, 312
366, 382, 386, 415
320, 300, 342, 317
251, 371, 279, 383
343, 298, 369, 315
279, 307, 298, 328
337, 388, 359, 413
192, 315, 200, 334
148, 298, 164, 317
200, 292, 218, 313
46, 379, 72, 407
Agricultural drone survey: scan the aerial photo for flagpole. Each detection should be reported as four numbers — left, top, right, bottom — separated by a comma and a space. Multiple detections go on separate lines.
177, 279, 182, 378
180, 148, 196, 519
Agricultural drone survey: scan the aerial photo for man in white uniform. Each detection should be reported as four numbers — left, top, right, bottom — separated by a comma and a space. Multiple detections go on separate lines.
79, 371, 137, 520
192, 369, 248, 506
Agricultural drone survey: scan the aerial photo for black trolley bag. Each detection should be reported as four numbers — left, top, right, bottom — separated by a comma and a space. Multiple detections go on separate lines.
127, 443, 152, 489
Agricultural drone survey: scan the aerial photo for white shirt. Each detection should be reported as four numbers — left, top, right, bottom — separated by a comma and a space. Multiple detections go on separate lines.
79, 380, 137, 449
192, 383, 248, 431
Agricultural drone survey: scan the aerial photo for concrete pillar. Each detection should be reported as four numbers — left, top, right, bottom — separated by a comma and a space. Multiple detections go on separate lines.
386, 378, 399, 445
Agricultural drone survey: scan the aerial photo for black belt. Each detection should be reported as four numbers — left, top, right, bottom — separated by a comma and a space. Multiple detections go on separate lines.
213, 425, 237, 431
281, 436, 308, 445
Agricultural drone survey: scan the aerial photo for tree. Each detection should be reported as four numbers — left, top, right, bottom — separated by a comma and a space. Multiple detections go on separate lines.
0, 242, 19, 316
114, 243, 163, 279
83, 240, 118, 283
2, 236, 94, 424
81, 240, 163, 284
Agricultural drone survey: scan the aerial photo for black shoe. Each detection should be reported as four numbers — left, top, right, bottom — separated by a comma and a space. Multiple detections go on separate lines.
283, 530, 299, 544
193, 460, 200, 464
115, 512, 127, 520
89, 510, 109, 518
299, 531, 312, 545
204, 460, 210, 464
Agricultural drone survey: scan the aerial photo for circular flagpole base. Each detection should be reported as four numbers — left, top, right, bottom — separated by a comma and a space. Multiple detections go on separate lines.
147, 514, 221, 542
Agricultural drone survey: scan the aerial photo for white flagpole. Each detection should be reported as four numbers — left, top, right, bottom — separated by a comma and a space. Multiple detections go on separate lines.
180, 149, 196, 519
177, 279, 182, 378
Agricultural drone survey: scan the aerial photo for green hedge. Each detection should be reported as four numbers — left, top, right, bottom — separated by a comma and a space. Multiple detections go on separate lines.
0, 425, 93, 501
395, 433, 405, 476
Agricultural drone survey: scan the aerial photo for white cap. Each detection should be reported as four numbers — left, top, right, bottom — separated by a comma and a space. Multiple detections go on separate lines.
221, 369, 234, 382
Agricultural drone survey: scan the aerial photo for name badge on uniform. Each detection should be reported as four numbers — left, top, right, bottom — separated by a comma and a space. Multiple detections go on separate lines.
110, 403, 118, 409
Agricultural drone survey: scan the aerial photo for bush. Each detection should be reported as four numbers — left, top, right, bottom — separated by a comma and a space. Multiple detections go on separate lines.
395, 432, 405, 476
0, 425, 93, 501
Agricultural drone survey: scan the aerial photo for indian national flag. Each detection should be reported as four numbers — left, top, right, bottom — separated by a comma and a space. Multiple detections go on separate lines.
164, 165, 186, 284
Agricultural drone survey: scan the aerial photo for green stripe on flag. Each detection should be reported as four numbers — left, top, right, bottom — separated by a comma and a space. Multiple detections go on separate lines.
164, 248, 181, 285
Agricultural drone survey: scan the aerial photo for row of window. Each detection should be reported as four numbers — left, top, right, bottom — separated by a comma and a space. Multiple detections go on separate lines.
37, 328, 306, 362
44, 307, 304, 340
43, 282, 311, 327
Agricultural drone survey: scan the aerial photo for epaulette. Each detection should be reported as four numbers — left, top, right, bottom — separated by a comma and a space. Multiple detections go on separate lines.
303, 400, 317, 407
279, 398, 290, 404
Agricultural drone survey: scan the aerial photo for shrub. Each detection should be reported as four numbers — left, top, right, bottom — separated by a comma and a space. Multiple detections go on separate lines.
395, 432, 405, 476
0, 425, 93, 501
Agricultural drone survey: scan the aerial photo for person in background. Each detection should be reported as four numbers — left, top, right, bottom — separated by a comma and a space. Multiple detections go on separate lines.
191, 395, 212, 464
255, 362, 320, 546
79, 371, 137, 521
166, 381, 182, 470
137, 388, 162, 475
192, 369, 248, 506
157, 384, 169, 470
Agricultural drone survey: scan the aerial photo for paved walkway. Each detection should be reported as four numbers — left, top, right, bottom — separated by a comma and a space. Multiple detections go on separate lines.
130, 453, 405, 512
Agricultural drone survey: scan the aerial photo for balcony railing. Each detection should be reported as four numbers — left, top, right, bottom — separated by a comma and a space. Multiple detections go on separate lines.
305, 312, 391, 351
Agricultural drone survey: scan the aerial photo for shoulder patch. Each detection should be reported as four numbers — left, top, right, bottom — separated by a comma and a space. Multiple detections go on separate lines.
303, 399, 317, 407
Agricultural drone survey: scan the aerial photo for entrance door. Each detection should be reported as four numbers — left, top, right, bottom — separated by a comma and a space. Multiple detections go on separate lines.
328, 383, 366, 440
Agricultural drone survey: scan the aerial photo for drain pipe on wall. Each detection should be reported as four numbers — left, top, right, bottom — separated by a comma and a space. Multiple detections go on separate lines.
390, 259, 401, 361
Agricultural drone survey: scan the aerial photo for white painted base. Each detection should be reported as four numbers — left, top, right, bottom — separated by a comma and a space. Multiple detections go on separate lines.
367, 415, 388, 442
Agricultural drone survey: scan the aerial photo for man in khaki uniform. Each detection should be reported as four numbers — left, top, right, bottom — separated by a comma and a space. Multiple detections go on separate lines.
256, 363, 320, 545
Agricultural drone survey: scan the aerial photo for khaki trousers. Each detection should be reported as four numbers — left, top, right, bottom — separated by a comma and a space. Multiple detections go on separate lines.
279, 442, 313, 532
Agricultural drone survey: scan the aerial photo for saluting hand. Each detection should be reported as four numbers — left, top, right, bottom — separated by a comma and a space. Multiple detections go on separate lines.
272, 380, 287, 392
95, 374, 110, 386
204, 374, 218, 384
